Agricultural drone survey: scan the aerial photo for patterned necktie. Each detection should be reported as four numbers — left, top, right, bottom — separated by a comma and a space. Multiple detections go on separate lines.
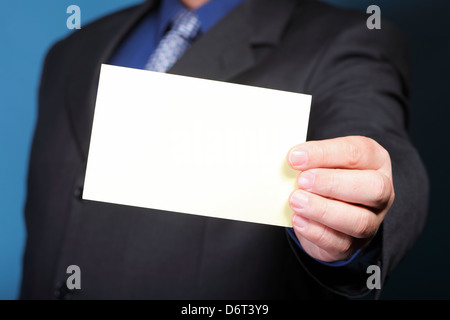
145, 10, 201, 72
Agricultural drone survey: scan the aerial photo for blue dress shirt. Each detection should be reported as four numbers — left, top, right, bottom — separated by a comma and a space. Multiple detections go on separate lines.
109, 0, 245, 69
109, 0, 373, 268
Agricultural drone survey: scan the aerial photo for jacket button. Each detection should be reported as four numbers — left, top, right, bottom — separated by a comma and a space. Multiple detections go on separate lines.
74, 186, 83, 199
54, 281, 73, 300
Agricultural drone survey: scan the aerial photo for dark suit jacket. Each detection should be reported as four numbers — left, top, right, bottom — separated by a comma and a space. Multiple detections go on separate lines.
20, 0, 429, 299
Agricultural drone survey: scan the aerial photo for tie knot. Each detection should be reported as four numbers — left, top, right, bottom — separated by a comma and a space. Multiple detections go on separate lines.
170, 10, 201, 41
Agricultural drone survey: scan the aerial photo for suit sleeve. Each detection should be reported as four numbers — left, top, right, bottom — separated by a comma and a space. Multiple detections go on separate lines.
286, 20, 429, 298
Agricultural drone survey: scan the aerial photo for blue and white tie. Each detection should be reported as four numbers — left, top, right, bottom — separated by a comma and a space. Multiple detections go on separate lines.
145, 10, 201, 72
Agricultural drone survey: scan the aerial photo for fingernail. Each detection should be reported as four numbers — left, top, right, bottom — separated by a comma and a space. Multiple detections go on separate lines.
293, 215, 308, 230
290, 190, 308, 212
298, 170, 315, 191
289, 148, 308, 169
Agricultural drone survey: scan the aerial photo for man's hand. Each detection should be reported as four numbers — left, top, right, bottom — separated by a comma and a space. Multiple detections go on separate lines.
287, 136, 395, 262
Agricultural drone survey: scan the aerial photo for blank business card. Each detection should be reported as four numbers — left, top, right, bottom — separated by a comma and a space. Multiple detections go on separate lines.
83, 64, 311, 227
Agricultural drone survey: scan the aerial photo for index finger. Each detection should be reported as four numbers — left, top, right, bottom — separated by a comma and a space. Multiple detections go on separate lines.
287, 136, 388, 171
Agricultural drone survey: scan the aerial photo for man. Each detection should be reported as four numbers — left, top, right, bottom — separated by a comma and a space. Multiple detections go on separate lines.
20, 0, 428, 299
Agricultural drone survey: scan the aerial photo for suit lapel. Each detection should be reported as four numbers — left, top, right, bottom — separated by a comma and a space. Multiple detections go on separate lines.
66, 0, 297, 160
168, 1, 255, 81
169, 0, 297, 81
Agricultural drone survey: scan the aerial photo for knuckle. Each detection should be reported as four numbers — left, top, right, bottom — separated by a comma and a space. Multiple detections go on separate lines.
354, 212, 376, 239
324, 170, 338, 196
309, 246, 327, 262
360, 136, 378, 151
347, 139, 362, 167
312, 227, 353, 259
316, 197, 329, 223
377, 143, 392, 168
381, 145, 390, 162
390, 187, 396, 204
316, 144, 327, 166
373, 173, 389, 207
311, 245, 334, 263
314, 226, 330, 248
337, 237, 353, 256
363, 136, 392, 169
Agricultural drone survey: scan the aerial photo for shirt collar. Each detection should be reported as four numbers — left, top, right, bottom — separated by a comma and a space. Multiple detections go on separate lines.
156, 0, 246, 41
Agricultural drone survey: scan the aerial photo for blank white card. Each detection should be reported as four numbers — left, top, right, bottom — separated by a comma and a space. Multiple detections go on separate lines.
83, 64, 311, 227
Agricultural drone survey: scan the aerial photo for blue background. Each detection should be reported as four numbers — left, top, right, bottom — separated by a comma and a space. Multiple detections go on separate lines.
1, 0, 449, 299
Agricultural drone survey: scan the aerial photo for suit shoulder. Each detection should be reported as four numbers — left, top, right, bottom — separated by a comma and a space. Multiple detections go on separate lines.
291, 0, 406, 44
285, 0, 409, 67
